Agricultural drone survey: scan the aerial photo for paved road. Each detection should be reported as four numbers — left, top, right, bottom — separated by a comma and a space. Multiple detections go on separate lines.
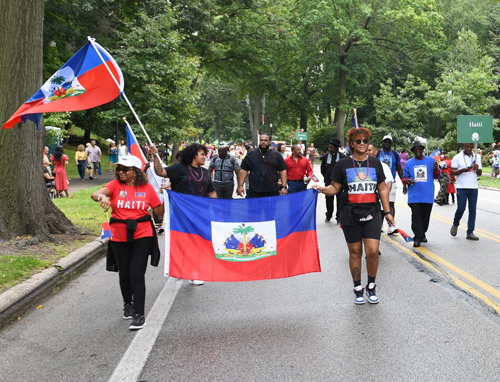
2, 164, 500, 381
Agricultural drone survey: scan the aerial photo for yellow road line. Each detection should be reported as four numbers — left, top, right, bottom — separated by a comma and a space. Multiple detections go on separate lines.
384, 235, 500, 313
394, 200, 500, 242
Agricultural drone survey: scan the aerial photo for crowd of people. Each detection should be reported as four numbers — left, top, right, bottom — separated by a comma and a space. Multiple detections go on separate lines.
36, 130, 486, 329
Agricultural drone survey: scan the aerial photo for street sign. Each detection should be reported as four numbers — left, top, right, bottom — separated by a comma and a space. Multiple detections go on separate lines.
296, 132, 308, 140
457, 115, 493, 143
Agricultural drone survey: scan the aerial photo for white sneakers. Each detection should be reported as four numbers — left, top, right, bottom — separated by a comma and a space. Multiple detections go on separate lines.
189, 280, 205, 286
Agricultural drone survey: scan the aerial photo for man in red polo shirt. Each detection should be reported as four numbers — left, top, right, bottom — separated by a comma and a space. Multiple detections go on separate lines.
285, 145, 313, 193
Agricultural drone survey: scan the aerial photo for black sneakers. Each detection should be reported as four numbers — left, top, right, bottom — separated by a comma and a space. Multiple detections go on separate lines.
129, 314, 145, 330
123, 303, 134, 320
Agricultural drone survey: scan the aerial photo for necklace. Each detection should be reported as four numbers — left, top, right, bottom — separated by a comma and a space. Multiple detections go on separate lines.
350, 155, 369, 179
352, 155, 367, 167
188, 165, 203, 182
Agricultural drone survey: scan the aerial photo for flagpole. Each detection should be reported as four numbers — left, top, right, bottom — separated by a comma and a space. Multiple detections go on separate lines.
87, 37, 161, 160
353, 108, 359, 128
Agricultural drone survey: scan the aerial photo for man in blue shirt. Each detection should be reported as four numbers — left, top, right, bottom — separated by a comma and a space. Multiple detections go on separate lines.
402, 141, 440, 247
377, 135, 403, 235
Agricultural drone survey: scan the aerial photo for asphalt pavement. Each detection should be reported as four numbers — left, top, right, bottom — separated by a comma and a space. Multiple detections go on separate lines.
2, 163, 500, 381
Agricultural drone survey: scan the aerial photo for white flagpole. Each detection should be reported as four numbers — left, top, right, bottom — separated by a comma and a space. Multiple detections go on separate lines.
163, 189, 171, 277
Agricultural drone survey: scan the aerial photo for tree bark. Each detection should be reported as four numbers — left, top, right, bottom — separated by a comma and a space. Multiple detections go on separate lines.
337, 57, 347, 146
215, 110, 220, 141
246, 94, 261, 146
327, 102, 333, 125
0, 0, 76, 240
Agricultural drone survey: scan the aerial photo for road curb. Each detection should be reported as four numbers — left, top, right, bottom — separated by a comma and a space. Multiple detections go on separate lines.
0, 237, 108, 327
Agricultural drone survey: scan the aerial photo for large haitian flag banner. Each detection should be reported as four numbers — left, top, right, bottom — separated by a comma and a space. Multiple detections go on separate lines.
3, 40, 123, 129
166, 189, 321, 282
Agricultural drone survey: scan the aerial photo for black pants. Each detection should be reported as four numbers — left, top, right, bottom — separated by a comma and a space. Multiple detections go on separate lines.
408, 203, 433, 242
110, 237, 152, 315
326, 194, 341, 221
214, 181, 234, 199
246, 189, 280, 198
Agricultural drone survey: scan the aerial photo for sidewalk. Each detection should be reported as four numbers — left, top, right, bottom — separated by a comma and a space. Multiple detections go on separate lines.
68, 168, 116, 193
0, 170, 118, 327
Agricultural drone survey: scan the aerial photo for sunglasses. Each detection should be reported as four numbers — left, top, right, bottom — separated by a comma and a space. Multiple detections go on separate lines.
116, 166, 133, 173
354, 139, 369, 145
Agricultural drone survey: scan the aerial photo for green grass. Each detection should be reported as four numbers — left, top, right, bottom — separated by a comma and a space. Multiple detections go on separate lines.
0, 256, 51, 290
0, 186, 105, 292
478, 176, 500, 189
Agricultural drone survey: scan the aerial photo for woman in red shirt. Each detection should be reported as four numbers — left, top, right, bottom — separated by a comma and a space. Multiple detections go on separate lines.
91, 155, 162, 330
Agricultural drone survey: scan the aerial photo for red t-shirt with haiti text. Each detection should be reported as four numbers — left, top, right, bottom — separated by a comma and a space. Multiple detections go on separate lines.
105, 179, 161, 242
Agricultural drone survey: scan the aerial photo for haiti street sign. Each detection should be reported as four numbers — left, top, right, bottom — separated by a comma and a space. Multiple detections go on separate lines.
457, 115, 493, 143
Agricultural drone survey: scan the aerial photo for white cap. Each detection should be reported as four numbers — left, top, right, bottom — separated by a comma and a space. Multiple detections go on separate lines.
382, 135, 393, 142
114, 155, 143, 169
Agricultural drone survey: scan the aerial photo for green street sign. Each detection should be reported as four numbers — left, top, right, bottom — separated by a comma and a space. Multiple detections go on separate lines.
457, 115, 493, 143
296, 132, 308, 140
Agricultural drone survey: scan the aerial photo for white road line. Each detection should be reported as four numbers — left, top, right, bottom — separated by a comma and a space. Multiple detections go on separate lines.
108, 277, 184, 382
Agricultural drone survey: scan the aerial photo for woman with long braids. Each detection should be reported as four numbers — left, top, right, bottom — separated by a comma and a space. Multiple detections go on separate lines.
91, 155, 162, 330
151, 143, 217, 286
314, 128, 395, 305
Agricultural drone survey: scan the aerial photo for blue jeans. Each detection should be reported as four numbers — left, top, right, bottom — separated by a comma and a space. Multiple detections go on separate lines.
287, 179, 307, 194
453, 188, 478, 235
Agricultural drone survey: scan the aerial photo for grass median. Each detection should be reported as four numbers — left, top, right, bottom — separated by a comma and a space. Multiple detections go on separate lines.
0, 185, 103, 294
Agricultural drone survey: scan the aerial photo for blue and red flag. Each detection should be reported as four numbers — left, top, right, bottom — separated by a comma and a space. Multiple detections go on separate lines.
101, 222, 113, 239
3, 40, 124, 129
397, 228, 414, 243
165, 189, 321, 282
125, 121, 147, 168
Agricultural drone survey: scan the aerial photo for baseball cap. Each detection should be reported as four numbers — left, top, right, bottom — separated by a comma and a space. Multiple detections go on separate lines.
382, 135, 393, 142
114, 155, 143, 169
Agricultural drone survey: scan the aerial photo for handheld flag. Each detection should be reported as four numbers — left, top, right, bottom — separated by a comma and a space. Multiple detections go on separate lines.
3, 40, 124, 130
125, 120, 147, 168
101, 222, 113, 239
431, 147, 441, 158
397, 229, 414, 243
311, 174, 320, 183
166, 189, 321, 282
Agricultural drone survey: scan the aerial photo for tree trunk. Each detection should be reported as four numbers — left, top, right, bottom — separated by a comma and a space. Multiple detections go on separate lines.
246, 94, 261, 146
0, 0, 76, 240
253, 93, 262, 141
300, 112, 308, 132
327, 102, 333, 125
337, 61, 347, 146
215, 110, 220, 141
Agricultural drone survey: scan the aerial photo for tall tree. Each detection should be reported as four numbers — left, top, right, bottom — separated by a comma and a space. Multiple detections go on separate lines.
292, 0, 443, 144
0, 0, 75, 240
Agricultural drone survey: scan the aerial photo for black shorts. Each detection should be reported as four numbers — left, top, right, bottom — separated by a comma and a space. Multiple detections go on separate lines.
342, 210, 382, 243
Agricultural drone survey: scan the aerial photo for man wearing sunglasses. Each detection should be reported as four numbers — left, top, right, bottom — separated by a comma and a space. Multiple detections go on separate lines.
377, 135, 403, 235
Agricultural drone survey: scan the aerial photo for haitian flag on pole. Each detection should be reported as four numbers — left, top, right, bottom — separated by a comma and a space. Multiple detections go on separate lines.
3, 40, 124, 129
125, 121, 147, 168
166, 189, 321, 282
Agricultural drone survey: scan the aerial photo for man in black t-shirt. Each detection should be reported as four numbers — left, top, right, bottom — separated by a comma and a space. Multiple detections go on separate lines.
237, 133, 287, 198
320, 138, 345, 223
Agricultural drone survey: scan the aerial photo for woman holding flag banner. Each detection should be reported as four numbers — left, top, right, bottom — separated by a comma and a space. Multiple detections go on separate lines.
91, 155, 162, 330
151, 143, 217, 286
313, 127, 395, 305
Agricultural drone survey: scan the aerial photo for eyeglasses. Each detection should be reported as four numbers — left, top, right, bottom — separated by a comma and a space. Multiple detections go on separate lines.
116, 166, 133, 173
354, 139, 369, 145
